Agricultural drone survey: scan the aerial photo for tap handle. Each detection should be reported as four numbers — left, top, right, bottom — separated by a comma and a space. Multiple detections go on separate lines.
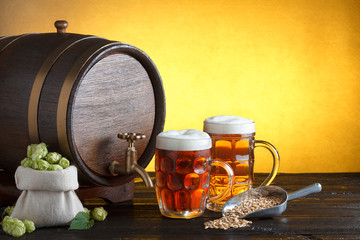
118, 133, 146, 143
109, 132, 146, 176
110, 132, 153, 187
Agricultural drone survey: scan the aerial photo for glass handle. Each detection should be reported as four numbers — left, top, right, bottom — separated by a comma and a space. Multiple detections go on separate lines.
254, 140, 280, 187
207, 159, 234, 202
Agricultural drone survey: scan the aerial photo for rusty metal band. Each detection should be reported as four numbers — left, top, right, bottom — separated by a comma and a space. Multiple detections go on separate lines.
28, 35, 96, 143
57, 41, 119, 160
0, 34, 35, 53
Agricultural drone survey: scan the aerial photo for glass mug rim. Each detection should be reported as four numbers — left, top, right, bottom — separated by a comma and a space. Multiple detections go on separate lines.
204, 115, 256, 135
156, 129, 211, 151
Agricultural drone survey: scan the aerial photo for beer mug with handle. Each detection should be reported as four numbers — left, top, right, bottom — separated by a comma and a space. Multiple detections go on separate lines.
155, 129, 234, 219
204, 115, 280, 212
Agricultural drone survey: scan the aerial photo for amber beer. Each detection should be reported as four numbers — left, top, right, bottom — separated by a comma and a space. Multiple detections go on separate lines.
155, 129, 233, 219
204, 115, 280, 212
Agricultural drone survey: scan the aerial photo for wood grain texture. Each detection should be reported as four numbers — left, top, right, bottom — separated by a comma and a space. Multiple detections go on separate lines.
0, 32, 165, 187
0, 33, 73, 173
67, 43, 165, 186
1, 173, 359, 239
75, 180, 135, 204
0, 35, 22, 52
38, 36, 102, 156
71, 54, 155, 177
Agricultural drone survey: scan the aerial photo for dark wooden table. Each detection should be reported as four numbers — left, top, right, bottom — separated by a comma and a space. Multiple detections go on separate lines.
1, 173, 359, 239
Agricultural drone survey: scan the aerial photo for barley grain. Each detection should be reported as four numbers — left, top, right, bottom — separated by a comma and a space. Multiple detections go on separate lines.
204, 195, 283, 230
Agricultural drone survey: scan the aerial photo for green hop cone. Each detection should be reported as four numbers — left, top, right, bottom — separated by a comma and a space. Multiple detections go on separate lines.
22, 219, 35, 233
91, 207, 108, 221
48, 164, 63, 171
21, 158, 33, 168
45, 152, 62, 164
1, 216, 13, 234
27, 144, 37, 158
3, 206, 14, 217
27, 143, 48, 161
59, 157, 70, 169
1, 216, 26, 237
83, 208, 91, 218
32, 159, 50, 171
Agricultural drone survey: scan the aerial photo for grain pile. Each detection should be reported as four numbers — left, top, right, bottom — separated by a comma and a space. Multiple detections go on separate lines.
204, 195, 283, 230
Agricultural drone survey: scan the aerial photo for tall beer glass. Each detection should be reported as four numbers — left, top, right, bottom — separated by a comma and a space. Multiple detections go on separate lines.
155, 129, 234, 219
204, 115, 280, 212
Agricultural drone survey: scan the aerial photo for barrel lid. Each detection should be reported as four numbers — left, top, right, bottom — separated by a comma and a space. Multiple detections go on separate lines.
67, 43, 165, 186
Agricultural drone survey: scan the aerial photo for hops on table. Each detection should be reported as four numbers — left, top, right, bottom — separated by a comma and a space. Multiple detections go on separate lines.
1, 216, 27, 237
91, 207, 108, 222
22, 219, 36, 233
3, 206, 14, 217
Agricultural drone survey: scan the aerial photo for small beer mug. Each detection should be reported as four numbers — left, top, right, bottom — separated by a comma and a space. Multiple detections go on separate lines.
204, 115, 280, 212
155, 129, 234, 219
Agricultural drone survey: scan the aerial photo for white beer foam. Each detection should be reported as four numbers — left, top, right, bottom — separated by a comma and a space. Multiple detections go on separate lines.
204, 115, 255, 134
156, 129, 211, 151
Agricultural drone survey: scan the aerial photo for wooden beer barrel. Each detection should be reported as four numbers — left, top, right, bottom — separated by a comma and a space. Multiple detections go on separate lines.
0, 20, 165, 187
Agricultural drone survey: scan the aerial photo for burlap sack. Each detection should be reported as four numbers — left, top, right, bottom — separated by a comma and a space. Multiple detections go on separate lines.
11, 166, 84, 227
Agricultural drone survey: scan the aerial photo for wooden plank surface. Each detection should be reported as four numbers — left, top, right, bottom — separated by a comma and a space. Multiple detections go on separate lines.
1, 173, 359, 239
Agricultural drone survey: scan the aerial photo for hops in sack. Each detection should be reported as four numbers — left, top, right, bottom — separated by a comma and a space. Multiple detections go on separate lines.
21, 143, 70, 171
10, 143, 84, 228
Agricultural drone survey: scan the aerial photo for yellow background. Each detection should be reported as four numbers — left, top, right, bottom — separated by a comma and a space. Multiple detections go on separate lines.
1, 0, 359, 173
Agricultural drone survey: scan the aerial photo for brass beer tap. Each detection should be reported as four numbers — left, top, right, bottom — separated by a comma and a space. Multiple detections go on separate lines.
109, 133, 154, 187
